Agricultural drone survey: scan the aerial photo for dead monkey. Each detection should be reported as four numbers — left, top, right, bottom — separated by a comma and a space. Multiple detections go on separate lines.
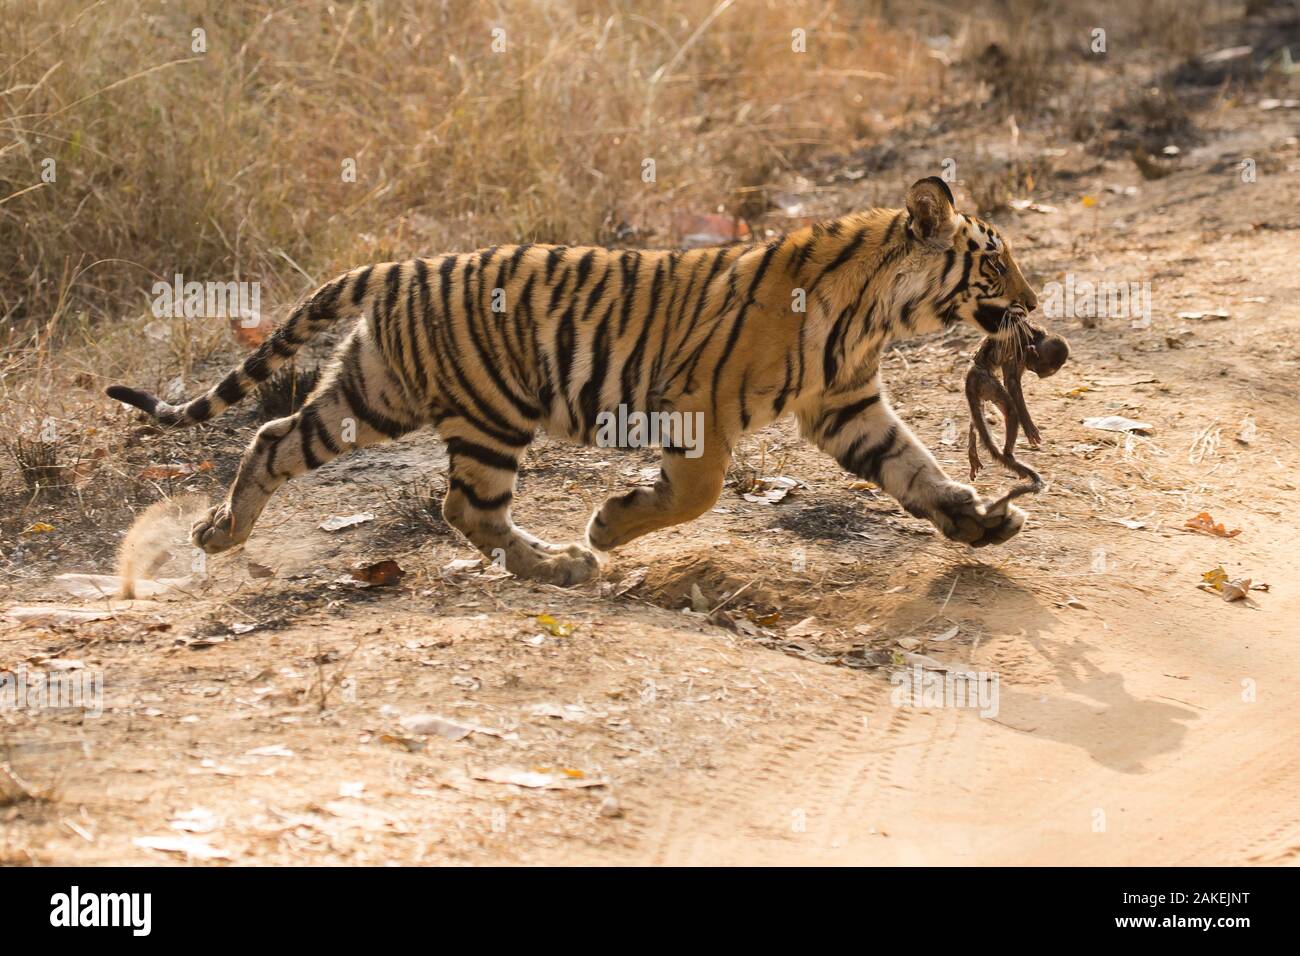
965, 321, 1069, 511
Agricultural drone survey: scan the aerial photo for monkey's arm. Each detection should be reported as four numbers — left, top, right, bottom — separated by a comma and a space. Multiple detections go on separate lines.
1002, 361, 1042, 447
964, 367, 997, 480
966, 367, 1014, 470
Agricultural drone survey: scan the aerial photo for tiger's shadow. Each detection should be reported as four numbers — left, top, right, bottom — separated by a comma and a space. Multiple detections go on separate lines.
877, 560, 1198, 774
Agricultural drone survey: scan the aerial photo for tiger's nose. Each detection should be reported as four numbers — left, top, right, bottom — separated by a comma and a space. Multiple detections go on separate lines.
1020, 287, 1039, 312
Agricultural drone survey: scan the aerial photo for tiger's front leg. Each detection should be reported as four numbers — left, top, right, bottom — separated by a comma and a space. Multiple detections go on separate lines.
802, 377, 1025, 547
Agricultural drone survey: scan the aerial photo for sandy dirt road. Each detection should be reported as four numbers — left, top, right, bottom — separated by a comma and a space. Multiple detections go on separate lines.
590, 541, 1300, 866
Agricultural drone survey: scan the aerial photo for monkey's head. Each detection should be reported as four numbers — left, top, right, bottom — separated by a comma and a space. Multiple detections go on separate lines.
1025, 332, 1069, 378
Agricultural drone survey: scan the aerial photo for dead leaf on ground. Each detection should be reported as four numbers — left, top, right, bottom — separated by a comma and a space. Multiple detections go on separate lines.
1198, 566, 1268, 603
785, 616, 823, 639
244, 745, 295, 758
528, 703, 591, 722
537, 613, 573, 637
1105, 518, 1147, 530
169, 807, 219, 834
2, 606, 112, 625
133, 835, 231, 861
400, 714, 474, 740
138, 461, 213, 480
440, 557, 485, 578
472, 766, 606, 790
611, 568, 647, 596
745, 608, 781, 628
1185, 512, 1241, 538
689, 583, 710, 613
1201, 566, 1229, 590
230, 315, 272, 348
351, 559, 406, 587
1220, 579, 1252, 602
377, 733, 424, 753
1235, 417, 1256, 445
319, 512, 375, 532
1083, 415, 1153, 434
320, 800, 413, 832
57, 572, 191, 601
742, 475, 802, 504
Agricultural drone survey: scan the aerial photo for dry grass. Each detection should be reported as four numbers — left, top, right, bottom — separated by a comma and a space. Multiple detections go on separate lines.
2, 432, 64, 497
256, 363, 320, 420
0, 1, 935, 373
385, 475, 452, 537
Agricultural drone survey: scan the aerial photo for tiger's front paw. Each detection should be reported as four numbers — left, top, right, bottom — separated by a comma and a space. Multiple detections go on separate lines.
930, 483, 1026, 548
191, 504, 249, 553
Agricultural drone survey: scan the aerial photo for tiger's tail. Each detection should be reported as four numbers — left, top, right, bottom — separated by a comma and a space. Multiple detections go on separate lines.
106, 264, 384, 426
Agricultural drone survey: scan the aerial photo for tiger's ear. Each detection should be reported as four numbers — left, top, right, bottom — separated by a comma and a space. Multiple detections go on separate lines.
905, 177, 957, 242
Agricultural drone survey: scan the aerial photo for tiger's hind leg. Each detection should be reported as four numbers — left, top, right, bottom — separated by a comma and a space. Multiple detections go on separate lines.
585, 440, 731, 553
438, 424, 600, 587
193, 337, 422, 553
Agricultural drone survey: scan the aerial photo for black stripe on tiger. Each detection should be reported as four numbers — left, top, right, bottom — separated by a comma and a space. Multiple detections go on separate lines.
444, 436, 520, 472
449, 476, 513, 512
836, 425, 899, 482
804, 226, 868, 299
818, 393, 880, 439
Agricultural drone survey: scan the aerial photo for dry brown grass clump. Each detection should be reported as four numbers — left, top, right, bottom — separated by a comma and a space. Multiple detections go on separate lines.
2, 432, 64, 497
256, 364, 320, 420
386, 475, 453, 537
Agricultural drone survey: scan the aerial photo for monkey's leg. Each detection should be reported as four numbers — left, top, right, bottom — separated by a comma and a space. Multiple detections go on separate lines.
968, 421, 984, 481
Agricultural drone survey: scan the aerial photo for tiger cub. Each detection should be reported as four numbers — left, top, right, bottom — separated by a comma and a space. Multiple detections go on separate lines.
108, 177, 1041, 585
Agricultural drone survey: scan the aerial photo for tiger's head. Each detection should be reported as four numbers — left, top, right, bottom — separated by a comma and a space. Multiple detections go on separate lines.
904, 176, 1038, 338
